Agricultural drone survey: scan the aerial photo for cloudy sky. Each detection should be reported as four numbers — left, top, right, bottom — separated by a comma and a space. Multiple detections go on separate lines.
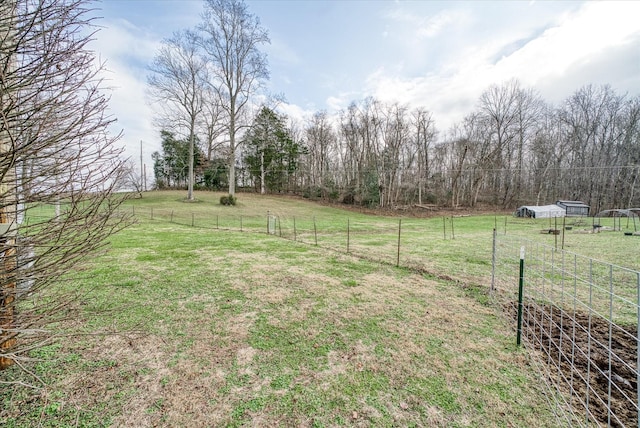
88, 0, 640, 172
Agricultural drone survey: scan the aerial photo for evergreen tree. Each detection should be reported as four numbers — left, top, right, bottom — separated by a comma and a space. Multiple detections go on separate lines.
243, 107, 303, 193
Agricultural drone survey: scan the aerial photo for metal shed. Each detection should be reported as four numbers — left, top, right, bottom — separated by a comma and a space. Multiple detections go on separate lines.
555, 200, 590, 217
515, 205, 566, 219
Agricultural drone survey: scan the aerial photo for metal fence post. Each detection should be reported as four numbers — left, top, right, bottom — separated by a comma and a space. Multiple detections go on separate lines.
517, 246, 525, 346
442, 216, 446, 240
313, 216, 318, 246
450, 216, 455, 240
491, 228, 497, 292
607, 265, 613, 427
293, 217, 296, 241
347, 218, 350, 253
396, 219, 402, 267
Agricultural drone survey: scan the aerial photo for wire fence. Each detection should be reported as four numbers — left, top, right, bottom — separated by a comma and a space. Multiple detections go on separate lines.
493, 232, 639, 428
123, 205, 640, 427
130, 206, 471, 275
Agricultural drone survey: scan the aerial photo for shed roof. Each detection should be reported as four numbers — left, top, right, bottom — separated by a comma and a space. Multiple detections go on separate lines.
521, 204, 565, 212
516, 205, 566, 218
556, 200, 590, 208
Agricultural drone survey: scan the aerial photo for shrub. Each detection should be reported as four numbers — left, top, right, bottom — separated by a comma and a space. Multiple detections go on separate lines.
220, 194, 237, 206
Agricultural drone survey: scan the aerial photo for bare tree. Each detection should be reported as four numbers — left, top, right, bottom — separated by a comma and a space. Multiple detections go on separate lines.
199, 0, 269, 196
199, 85, 227, 162
148, 30, 207, 201
304, 111, 337, 192
118, 159, 144, 198
413, 108, 437, 205
0, 0, 130, 372
478, 80, 519, 206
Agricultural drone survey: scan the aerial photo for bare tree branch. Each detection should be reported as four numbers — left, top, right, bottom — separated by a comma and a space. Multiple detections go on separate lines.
0, 0, 132, 372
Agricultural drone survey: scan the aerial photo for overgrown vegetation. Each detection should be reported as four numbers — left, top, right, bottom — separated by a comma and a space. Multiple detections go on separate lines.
220, 194, 237, 206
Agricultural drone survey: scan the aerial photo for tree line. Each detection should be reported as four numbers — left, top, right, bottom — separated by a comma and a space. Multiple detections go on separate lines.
152, 78, 639, 211
147, 0, 639, 211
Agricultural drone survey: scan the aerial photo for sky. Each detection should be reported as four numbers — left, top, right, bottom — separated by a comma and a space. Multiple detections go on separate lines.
87, 0, 640, 175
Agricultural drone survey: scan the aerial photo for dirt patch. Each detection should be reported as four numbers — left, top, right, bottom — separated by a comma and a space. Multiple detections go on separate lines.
511, 302, 637, 427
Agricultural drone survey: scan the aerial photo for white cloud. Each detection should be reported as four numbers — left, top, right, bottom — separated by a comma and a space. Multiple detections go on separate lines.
265, 36, 301, 66
87, 0, 639, 175
89, 20, 161, 170
362, 1, 640, 134
523, 2, 638, 83
326, 94, 352, 112
416, 9, 470, 39
279, 102, 313, 125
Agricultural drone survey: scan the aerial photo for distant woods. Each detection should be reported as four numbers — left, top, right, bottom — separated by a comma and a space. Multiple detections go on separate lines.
147, 2, 638, 210
153, 79, 639, 210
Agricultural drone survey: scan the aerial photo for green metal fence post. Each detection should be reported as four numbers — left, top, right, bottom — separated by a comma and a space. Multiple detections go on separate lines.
491, 228, 496, 293
517, 246, 525, 347
396, 219, 402, 267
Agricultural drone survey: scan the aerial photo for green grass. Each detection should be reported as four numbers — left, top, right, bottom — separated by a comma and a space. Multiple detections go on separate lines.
2, 190, 612, 426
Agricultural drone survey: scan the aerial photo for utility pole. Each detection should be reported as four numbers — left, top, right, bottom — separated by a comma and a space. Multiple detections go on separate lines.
140, 140, 144, 192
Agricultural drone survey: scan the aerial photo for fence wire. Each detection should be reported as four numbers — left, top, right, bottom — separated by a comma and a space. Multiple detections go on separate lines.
128, 206, 639, 427
493, 232, 639, 428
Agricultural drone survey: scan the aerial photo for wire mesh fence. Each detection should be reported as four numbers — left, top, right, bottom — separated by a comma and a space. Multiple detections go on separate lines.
130, 206, 473, 274
493, 232, 639, 428
119, 205, 639, 426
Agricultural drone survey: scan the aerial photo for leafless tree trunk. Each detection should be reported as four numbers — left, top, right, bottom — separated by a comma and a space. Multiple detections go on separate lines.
558, 85, 633, 210
0, 0, 131, 372
200, 86, 227, 162
413, 108, 436, 205
199, 0, 270, 197
148, 30, 206, 201
478, 80, 519, 207
304, 111, 336, 192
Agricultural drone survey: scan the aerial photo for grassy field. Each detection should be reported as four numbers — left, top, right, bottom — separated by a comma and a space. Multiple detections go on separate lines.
121, 191, 640, 281
3, 190, 637, 426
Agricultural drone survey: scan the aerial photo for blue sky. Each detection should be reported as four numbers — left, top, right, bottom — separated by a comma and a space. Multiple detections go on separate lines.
88, 0, 640, 172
